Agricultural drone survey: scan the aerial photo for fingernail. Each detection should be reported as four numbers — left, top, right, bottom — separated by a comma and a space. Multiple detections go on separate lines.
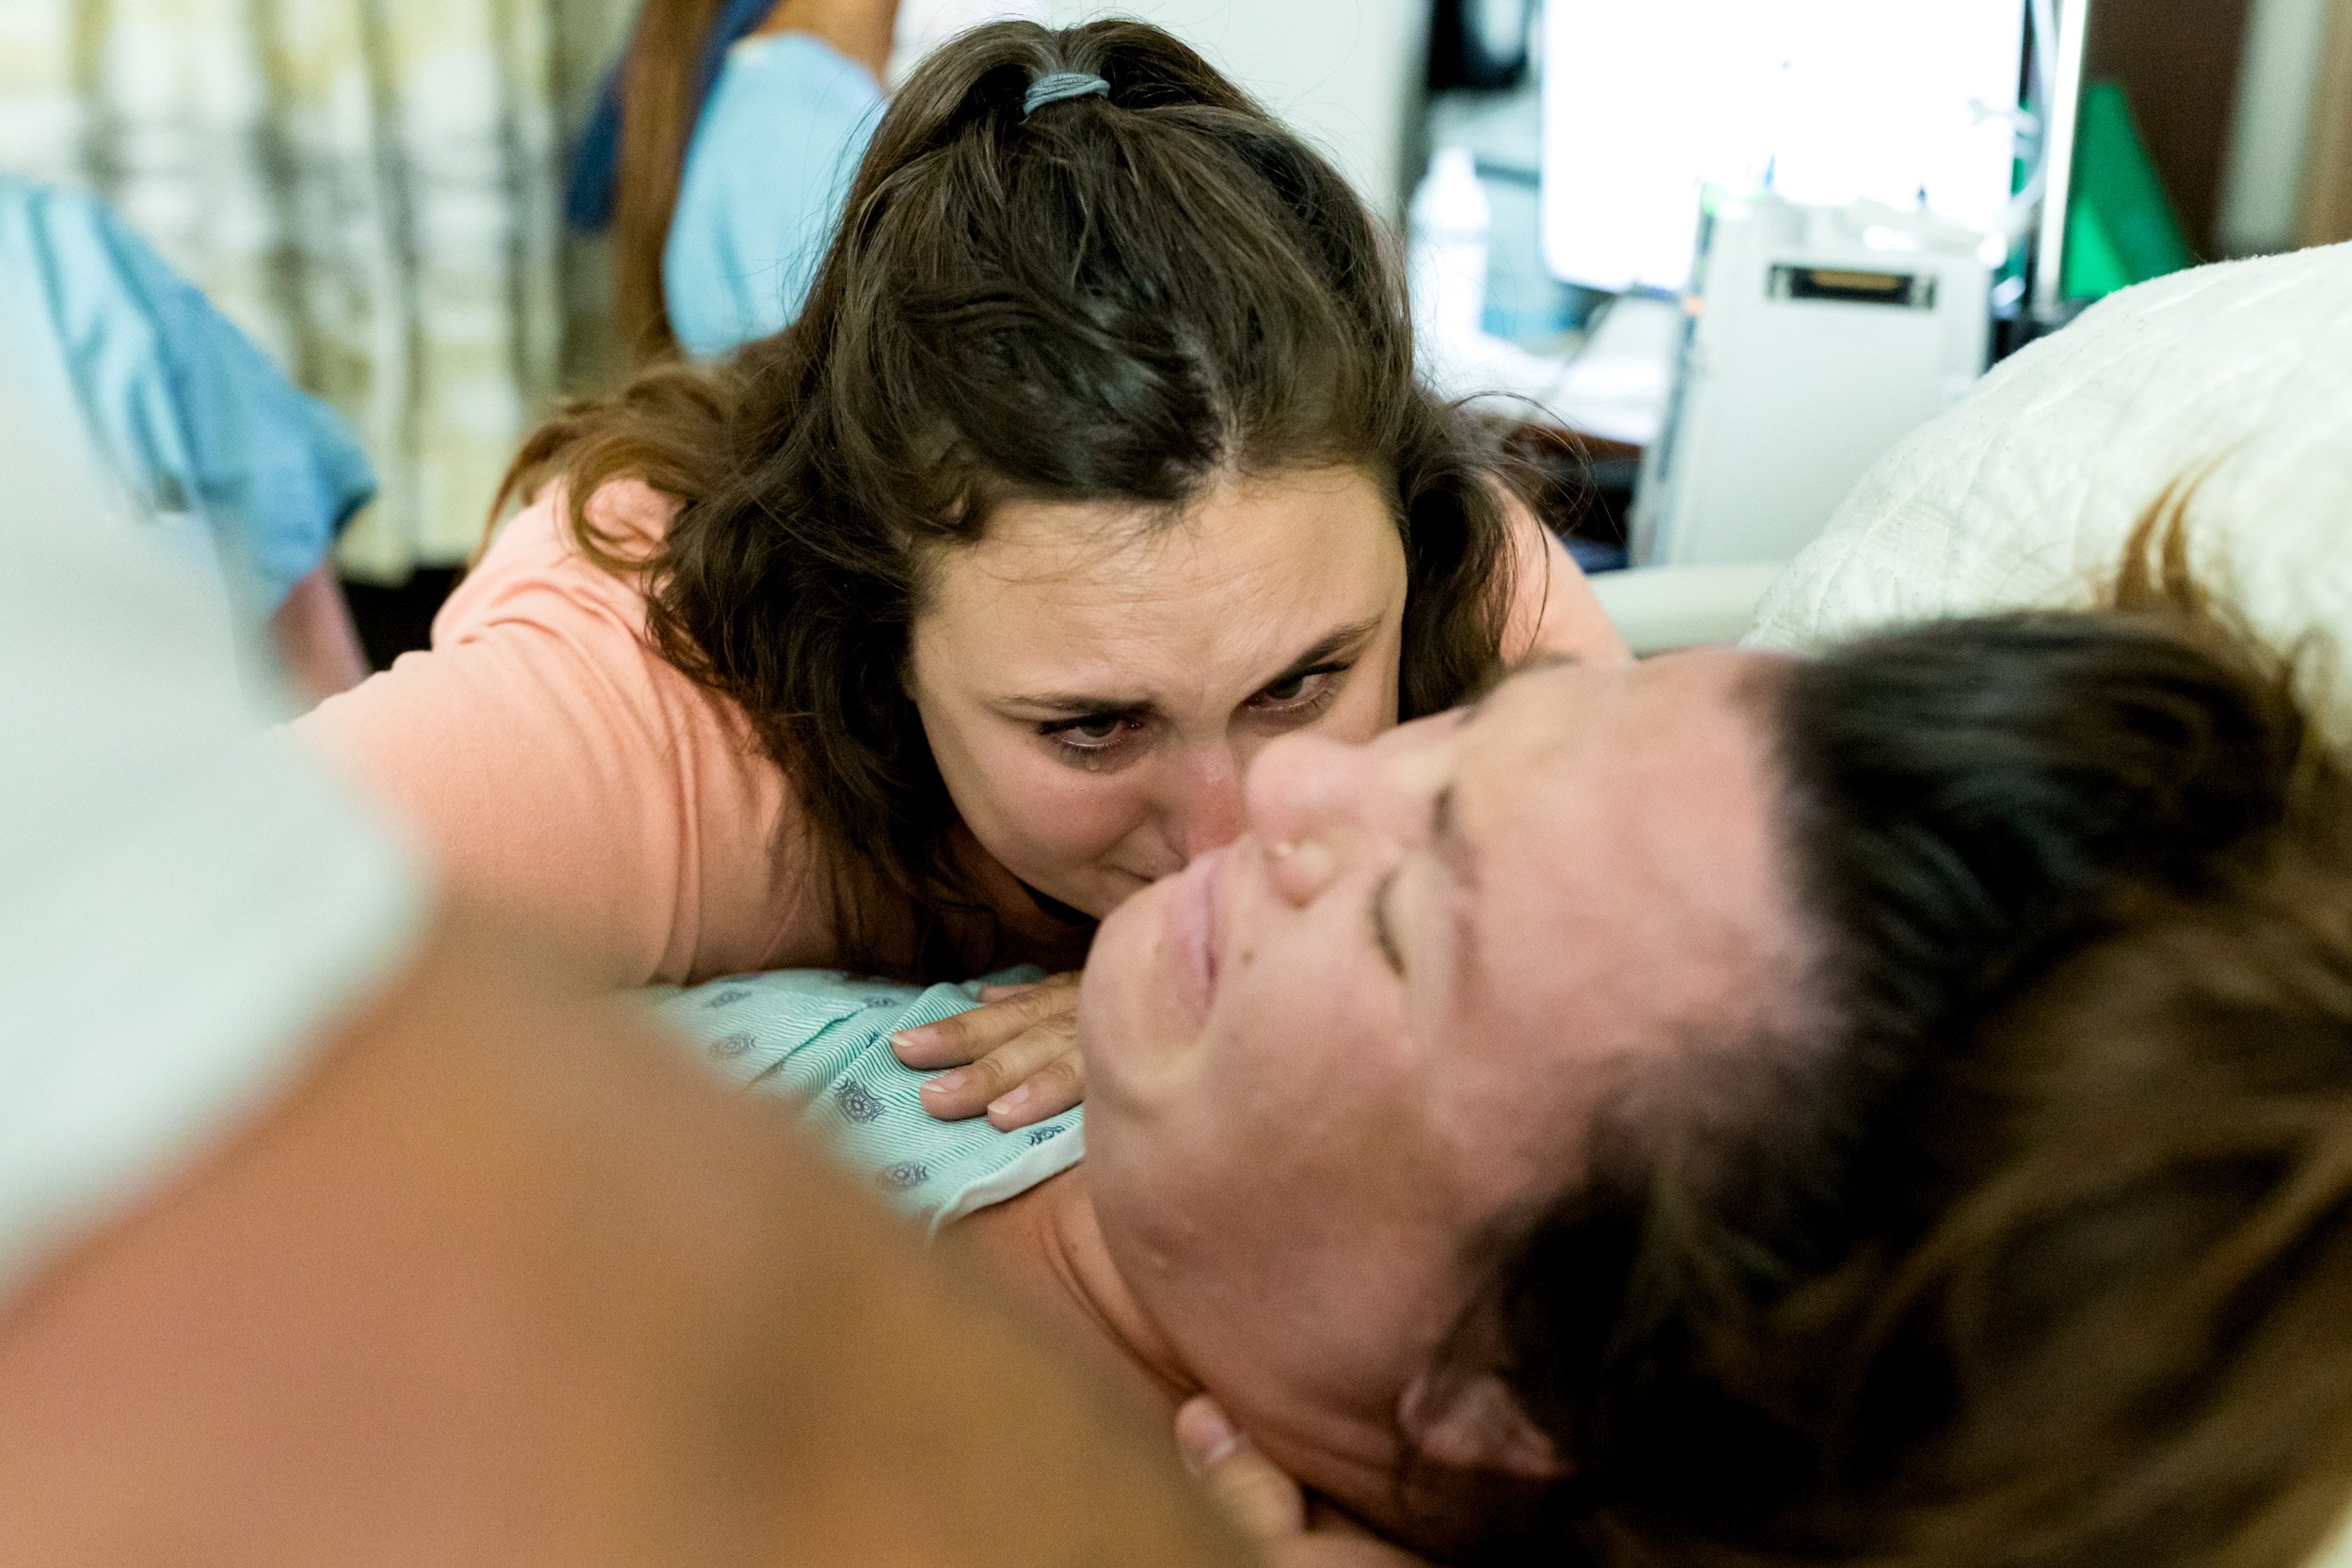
989, 1084, 1031, 1117
891, 1027, 931, 1052
1180, 1404, 1237, 1474
925, 1069, 967, 1098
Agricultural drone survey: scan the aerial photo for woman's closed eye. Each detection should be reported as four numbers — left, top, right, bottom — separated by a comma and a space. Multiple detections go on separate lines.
1370, 867, 1405, 976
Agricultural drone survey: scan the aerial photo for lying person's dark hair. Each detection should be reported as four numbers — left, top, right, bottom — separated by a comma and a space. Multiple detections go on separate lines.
1425, 508, 2352, 1568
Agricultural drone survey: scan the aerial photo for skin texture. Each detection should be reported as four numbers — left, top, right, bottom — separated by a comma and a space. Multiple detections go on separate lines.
755, 0, 899, 78
0, 903, 1252, 1568
1181, 1398, 1432, 1568
958, 649, 1808, 1549
900, 467, 1631, 1132
270, 562, 372, 707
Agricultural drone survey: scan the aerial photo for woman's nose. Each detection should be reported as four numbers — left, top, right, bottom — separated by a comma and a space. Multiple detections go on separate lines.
1163, 745, 1247, 863
1245, 721, 1453, 901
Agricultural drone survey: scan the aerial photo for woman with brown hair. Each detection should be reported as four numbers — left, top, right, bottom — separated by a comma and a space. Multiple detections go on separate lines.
296, 17, 1624, 1129
609, 511, 2352, 1567
1422, 528, 2352, 1568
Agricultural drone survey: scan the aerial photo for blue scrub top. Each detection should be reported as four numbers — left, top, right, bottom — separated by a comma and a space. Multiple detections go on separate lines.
663, 33, 884, 357
0, 175, 375, 612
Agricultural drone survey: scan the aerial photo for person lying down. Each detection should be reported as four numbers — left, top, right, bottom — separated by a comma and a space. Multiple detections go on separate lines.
648, 546, 2352, 1568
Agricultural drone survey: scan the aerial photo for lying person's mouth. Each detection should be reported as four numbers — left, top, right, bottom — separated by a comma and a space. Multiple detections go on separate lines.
1166, 845, 1225, 1020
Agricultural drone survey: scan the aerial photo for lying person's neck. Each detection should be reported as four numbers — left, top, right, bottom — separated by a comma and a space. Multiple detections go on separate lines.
948, 1166, 1199, 1416
955, 1169, 1438, 1554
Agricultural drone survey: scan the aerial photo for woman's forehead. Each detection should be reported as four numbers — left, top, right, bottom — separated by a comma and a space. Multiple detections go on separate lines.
914, 471, 1408, 695
952, 467, 1396, 584
1443, 649, 1793, 1040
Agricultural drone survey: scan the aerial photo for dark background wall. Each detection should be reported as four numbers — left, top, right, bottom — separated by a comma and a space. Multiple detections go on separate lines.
2085, 0, 2256, 252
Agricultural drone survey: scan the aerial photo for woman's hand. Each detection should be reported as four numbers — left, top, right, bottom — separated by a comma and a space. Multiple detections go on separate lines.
1176, 1397, 1438, 1568
891, 973, 1083, 1130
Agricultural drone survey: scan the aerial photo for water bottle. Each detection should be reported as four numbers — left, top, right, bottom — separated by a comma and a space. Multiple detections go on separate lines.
1409, 146, 1492, 348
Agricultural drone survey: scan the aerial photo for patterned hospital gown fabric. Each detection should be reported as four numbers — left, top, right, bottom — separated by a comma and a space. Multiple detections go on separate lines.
651, 968, 1084, 1233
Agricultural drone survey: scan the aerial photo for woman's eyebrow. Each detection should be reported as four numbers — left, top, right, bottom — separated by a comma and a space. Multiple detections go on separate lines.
1430, 782, 1489, 1005
998, 692, 1152, 719
1432, 784, 1479, 895
995, 616, 1387, 713
1370, 868, 1405, 975
1269, 616, 1385, 679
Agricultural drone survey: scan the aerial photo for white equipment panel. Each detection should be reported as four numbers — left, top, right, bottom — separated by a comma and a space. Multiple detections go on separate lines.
1541, 0, 2026, 293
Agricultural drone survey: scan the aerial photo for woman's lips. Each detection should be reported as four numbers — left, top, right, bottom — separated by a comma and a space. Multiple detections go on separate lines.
1166, 845, 1226, 1021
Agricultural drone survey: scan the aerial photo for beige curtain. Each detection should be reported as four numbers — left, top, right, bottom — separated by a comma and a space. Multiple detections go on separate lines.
0, 0, 632, 578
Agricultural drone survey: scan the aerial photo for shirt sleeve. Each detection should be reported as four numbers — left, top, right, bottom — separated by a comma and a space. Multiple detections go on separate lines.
291, 484, 814, 985
0, 378, 426, 1310
664, 32, 885, 358
0, 176, 376, 614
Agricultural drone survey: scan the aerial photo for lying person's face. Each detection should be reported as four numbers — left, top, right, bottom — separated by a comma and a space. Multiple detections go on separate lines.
908, 467, 1409, 919
1079, 650, 1806, 1527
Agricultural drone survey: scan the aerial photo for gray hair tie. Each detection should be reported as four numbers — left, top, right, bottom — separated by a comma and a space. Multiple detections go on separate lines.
1024, 71, 1109, 115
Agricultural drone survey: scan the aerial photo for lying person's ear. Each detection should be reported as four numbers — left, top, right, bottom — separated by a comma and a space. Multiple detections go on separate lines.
1397, 1370, 1569, 1481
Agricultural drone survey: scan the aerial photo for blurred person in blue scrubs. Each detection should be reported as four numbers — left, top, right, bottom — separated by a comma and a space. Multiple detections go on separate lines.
0, 174, 375, 703
572, 0, 898, 358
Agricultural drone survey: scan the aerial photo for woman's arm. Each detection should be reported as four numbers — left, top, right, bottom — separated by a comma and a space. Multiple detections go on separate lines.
0, 901, 1255, 1568
270, 562, 372, 705
291, 487, 817, 985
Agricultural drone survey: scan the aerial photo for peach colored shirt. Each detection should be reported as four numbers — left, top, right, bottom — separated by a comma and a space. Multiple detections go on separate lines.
295, 481, 1623, 986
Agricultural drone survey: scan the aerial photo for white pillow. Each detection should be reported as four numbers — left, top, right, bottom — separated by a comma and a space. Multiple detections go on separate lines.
1745, 242, 2352, 733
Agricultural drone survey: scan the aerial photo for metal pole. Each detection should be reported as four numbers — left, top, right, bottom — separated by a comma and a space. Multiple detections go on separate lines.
2032, 0, 2092, 323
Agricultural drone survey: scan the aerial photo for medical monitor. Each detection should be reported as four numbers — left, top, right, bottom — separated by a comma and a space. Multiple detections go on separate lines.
1540, 0, 2029, 294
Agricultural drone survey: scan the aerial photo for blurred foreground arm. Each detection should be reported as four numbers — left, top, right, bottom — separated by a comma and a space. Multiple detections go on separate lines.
0, 384, 1249, 1565
0, 903, 1250, 1567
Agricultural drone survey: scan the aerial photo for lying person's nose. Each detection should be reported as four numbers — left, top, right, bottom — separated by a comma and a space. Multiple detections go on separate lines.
1244, 731, 1415, 904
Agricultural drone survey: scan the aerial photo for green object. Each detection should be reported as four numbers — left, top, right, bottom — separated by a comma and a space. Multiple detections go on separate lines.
2065, 79, 2201, 300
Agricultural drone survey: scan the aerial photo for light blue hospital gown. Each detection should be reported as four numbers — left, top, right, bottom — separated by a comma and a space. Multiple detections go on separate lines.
652, 968, 1085, 1233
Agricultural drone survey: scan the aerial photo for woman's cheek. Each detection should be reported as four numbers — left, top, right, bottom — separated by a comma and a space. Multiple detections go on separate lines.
980, 747, 1150, 862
